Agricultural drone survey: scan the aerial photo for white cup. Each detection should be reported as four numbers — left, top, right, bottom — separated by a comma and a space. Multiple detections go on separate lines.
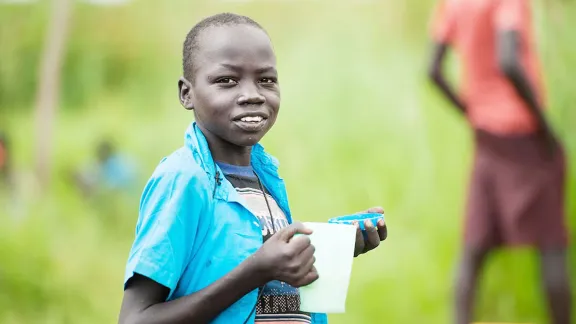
298, 222, 356, 314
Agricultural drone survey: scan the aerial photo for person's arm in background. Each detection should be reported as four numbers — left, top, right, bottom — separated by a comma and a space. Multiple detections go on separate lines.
428, 43, 467, 115
426, 0, 467, 115
496, 0, 557, 152
497, 31, 551, 134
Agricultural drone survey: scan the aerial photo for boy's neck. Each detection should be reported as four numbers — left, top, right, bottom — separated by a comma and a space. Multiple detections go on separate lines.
212, 150, 252, 166
202, 131, 252, 167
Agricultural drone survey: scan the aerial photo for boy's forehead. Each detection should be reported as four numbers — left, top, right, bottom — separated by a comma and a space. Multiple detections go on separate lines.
195, 25, 276, 65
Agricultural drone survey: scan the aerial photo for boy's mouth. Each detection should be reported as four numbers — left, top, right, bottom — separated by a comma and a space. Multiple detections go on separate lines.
233, 113, 268, 132
240, 116, 264, 123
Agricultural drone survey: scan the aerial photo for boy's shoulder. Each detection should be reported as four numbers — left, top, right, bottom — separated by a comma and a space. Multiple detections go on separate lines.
149, 146, 208, 183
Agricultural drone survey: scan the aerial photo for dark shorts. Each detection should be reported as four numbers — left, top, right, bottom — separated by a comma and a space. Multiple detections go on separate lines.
464, 130, 569, 249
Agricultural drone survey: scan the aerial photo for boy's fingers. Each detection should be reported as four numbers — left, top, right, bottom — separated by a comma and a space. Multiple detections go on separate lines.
280, 222, 312, 242
298, 243, 315, 260
365, 206, 384, 214
295, 267, 319, 287
296, 245, 316, 274
354, 222, 365, 257
288, 235, 312, 254
377, 219, 388, 241
354, 206, 384, 215
363, 220, 380, 251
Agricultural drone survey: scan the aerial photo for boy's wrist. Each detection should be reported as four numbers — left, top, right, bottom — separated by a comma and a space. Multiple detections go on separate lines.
241, 254, 272, 288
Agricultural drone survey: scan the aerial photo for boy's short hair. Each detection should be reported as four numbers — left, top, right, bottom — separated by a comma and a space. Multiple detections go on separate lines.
182, 12, 267, 81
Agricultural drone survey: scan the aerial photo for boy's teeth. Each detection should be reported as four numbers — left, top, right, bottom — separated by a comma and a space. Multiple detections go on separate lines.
240, 116, 263, 122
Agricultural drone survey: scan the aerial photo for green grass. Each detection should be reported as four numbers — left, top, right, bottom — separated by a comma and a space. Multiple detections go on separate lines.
1, 1, 575, 323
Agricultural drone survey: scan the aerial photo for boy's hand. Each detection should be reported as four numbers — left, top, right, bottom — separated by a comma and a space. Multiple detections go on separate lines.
353, 207, 387, 257
252, 222, 318, 288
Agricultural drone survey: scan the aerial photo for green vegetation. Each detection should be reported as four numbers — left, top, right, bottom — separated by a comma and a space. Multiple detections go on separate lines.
1, 1, 574, 323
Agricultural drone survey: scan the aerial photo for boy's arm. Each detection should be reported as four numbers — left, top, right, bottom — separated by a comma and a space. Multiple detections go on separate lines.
119, 164, 318, 324
428, 42, 467, 115
118, 166, 260, 324
119, 263, 265, 324
497, 30, 554, 139
118, 166, 264, 324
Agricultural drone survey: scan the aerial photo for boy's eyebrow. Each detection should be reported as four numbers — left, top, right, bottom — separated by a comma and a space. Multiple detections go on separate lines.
218, 63, 277, 74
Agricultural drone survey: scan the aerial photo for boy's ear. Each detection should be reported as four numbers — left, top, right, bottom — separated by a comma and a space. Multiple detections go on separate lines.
178, 76, 195, 110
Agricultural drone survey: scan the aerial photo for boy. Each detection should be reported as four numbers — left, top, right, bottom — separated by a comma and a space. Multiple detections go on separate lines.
427, 1, 571, 324
119, 13, 387, 324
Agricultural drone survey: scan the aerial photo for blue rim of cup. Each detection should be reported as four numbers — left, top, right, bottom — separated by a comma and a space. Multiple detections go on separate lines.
328, 212, 384, 231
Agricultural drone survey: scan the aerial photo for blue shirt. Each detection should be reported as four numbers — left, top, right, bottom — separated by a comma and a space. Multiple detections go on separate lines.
123, 122, 328, 324
100, 154, 138, 190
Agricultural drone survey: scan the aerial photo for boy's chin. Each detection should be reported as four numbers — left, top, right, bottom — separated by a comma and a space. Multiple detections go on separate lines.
231, 134, 265, 147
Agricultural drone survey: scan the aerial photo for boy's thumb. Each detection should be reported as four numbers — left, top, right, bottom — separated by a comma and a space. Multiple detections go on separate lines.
279, 222, 312, 242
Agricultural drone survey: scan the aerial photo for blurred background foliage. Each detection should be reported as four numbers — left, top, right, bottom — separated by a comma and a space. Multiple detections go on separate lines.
0, 0, 574, 323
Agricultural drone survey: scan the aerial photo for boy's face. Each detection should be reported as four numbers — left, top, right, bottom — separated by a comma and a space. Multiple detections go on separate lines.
180, 24, 280, 148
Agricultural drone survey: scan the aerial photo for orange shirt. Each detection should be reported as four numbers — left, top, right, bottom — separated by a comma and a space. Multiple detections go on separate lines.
431, 0, 546, 135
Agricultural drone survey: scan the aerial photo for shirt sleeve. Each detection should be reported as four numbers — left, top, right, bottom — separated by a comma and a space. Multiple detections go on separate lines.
430, 0, 456, 44
494, 0, 529, 32
124, 166, 206, 296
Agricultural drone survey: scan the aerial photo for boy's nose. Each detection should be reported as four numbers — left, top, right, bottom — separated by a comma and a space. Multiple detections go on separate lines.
237, 84, 265, 105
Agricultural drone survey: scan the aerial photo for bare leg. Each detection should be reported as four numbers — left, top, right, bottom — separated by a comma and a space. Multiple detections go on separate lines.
455, 246, 490, 324
539, 248, 572, 324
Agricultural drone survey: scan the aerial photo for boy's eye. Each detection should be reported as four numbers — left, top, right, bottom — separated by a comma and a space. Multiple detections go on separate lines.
215, 78, 237, 84
259, 78, 277, 84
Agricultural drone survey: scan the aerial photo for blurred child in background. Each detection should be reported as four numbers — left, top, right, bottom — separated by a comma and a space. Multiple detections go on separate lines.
74, 139, 138, 198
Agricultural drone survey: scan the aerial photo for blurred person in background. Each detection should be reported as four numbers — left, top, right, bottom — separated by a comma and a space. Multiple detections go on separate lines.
0, 131, 28, 220
0, 132, 12, 191
0, 132, 16, 216
427, 0, 571, 324
74, 139, 138, 198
